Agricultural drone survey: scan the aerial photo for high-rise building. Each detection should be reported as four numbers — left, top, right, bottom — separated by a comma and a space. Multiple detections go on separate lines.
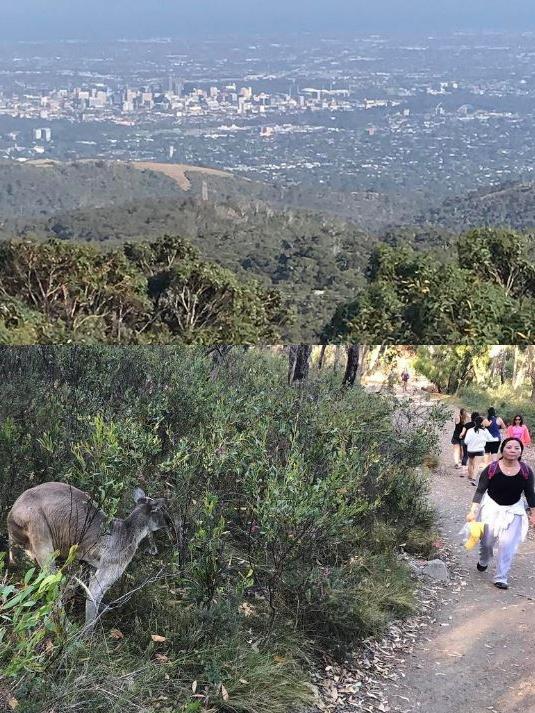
33, 127, 52, 142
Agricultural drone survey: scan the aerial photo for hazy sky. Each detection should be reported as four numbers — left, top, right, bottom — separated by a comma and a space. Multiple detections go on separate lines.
1, 0, 533, 41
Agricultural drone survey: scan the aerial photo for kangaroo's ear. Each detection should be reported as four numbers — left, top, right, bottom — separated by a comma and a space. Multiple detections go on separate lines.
133, 487, 148, 504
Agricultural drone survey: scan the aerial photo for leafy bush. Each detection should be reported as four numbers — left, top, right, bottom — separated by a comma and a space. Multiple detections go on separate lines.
0, 346, 445, 712
0, 550, 77, 678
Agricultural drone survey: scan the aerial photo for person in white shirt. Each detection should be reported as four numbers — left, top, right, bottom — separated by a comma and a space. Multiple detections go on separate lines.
463, 415, 493, 485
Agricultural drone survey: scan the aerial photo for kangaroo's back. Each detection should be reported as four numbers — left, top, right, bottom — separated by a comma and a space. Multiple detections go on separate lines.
8, 482, 106, 564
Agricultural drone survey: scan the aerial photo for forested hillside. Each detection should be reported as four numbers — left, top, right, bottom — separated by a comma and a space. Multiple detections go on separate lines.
0, 159, 424, 232
1, 196, 374, 339
414, 181, 535, 233
3, 160, 535, 341
0, 161, 183, 218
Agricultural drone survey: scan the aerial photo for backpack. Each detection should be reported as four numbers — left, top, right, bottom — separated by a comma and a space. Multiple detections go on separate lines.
488, 460, 531, 480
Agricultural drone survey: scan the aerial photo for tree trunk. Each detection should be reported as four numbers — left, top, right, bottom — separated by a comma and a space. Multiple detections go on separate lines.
289, 344, 312, 384
333, 345, 343, 372
207, 345, 233, 380
512, 346, 522, 389
288, 345, 298, 384
318, 344, 328, 370
527, 345, 535, 401
342, 345, 360, 387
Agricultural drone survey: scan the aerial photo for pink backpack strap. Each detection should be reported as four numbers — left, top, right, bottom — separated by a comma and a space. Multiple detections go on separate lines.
488, 461, 531, 479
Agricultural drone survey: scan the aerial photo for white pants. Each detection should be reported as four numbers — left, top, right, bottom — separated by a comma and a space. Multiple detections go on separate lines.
479, 514, 524, 585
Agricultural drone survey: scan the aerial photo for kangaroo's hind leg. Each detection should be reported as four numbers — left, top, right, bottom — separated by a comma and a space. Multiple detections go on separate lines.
6, 517, 31, 566
26, 523, 57, 571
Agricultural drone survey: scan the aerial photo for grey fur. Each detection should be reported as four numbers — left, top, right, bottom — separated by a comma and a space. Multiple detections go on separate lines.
7, 482, 167, 626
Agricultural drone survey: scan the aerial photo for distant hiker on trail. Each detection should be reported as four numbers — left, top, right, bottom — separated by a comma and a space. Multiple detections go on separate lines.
401, 369, 410, 392
466, 437, 535, 590
482, 407, 506, 464
506, 415, 531, 447
461, 415, 493, 484
451, 407, 469, 469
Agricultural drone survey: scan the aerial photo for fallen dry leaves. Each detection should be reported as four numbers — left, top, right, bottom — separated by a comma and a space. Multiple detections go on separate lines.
305, 545, 459, 713
151, 634, 167, 643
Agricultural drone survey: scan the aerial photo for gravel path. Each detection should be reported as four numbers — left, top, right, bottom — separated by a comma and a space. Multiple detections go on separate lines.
309, 391, 535, 713
385, 396, 535, 713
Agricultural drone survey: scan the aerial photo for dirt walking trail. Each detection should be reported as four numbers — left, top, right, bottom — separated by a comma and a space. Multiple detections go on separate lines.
387, 395, 535, 713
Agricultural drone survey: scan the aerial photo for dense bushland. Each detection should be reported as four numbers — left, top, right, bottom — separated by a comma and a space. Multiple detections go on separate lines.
0, 237, 287, 344
0, 347, 446, 712
323, 229, 535, 343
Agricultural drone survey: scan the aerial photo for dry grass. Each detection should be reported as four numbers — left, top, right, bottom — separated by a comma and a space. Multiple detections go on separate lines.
131, 162, 235, 191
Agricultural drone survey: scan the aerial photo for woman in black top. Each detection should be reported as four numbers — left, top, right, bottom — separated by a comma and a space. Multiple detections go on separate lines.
466, 437, 535, 589
451, 407, 469, 469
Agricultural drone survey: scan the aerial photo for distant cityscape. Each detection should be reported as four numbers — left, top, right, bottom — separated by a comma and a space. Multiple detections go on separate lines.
1, 32, 535, 197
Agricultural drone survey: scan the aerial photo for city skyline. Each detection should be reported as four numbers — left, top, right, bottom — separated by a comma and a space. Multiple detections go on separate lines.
1, 32, 534, 199
1, 0, 534, 41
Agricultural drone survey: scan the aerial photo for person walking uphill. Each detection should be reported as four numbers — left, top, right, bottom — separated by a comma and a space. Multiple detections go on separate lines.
482, 407, 506, 464
462, 415, 492, 484
466, 438, 535, 589
506, 415, 531, 447
451, 407, 469, 469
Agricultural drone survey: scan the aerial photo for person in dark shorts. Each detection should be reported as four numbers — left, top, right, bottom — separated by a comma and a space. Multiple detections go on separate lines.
482, 407, 506, 464
462, 415, 492, 484
451, 407, 469, 469
459, 411, 479, 473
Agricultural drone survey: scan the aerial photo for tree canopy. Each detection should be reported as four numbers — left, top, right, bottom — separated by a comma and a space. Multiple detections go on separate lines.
323, 229, 535, 344
0, 236, 289, 344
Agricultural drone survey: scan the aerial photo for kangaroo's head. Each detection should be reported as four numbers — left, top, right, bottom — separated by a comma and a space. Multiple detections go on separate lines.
132, 487, 169, 533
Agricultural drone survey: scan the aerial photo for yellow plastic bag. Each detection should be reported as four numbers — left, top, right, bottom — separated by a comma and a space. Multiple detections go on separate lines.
462, 521, 485, 550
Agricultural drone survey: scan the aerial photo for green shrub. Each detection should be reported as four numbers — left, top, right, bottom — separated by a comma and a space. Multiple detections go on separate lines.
0, 550, 77, 678
0, 346, 445, 712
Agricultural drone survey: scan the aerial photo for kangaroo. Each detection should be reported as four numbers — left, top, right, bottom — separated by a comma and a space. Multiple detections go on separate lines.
7, 482, 168, 626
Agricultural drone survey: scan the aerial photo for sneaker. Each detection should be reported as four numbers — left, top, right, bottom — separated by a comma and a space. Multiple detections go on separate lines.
494, 581, 508, 590
477, 562, 488, 572
455, 463, 461, 469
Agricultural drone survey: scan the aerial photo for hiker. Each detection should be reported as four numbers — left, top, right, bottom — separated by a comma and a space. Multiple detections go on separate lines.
466, 437, 535, 589
505, 415, 531, 446
401, 369, 410, 392
461, 415, 493, 484
482, 407, 506, 464
451, 407, 469, 469
459, 411, 479, 474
